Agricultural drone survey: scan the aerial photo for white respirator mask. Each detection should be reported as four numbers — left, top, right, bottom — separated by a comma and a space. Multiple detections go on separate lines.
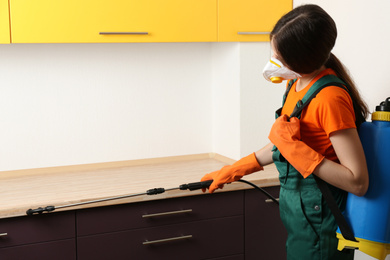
262, 57, 301, 84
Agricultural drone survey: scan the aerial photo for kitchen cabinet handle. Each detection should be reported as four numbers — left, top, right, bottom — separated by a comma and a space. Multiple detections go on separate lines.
143, 235, 193, 245
99, 32, 149, 35
237, 32, 269, 35
0, 233, 8, 237
142, 209, 193, 218
265, 198, 279, 203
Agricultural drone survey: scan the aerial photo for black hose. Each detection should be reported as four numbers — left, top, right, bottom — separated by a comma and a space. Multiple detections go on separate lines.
237, 179, 279, 205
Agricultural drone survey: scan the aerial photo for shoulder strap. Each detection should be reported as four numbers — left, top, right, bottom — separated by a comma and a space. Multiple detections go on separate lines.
285, 74, 358, 242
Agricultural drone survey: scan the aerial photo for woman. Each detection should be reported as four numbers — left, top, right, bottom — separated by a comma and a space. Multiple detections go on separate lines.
201, 4, 369, 260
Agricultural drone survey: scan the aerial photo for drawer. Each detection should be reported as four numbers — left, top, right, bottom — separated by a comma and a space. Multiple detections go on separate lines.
77, 191, 244, 236
78, 215, 244, 260
0, 239, 76, 260
0, 211, 75, 248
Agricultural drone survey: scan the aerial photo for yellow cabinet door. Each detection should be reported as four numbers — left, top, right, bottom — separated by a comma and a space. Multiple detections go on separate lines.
0, 0, 10, 43
10, 0, 217, 43
218, 0, 292, 42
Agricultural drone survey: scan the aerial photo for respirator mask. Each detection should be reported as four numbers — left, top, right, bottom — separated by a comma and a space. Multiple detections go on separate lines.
262, 57, 301, 84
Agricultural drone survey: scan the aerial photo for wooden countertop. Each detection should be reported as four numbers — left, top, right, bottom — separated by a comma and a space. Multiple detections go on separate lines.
0, 153, 280, 219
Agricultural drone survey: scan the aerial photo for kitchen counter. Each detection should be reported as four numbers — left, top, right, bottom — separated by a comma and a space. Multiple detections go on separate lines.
0, 153, 280, 219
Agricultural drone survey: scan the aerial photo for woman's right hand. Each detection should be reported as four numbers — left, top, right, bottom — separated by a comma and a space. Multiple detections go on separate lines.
201, 170, 222, 193
200, 153, 263, 193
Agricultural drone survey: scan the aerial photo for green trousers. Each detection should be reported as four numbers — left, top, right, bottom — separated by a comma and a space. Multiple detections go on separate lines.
273, 148, 354, 260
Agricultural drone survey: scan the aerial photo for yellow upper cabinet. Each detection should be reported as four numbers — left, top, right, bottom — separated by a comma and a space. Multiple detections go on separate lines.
0, 0, 10, 43
218, 0, 292, 42
9, 0, 217, 43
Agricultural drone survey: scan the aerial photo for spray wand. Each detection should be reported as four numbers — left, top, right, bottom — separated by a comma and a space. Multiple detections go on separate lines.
26, 180, 213, 216
26, 179, 278, 216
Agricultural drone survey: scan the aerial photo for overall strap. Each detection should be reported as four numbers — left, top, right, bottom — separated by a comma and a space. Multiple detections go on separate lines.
315, 176, 357, 242
275, 79, 298, 118
284, 79, 297, 105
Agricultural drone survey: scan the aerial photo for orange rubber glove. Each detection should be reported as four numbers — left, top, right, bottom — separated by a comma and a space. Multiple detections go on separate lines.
201, 153, 263, 193
268, 114, 325, 178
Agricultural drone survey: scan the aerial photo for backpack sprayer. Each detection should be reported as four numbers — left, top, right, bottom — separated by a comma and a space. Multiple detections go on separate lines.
26, 179, 278, 216
336, 97, 390, 260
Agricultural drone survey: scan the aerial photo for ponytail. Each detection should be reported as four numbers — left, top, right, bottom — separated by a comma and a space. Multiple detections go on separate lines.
325, 53, 369, 122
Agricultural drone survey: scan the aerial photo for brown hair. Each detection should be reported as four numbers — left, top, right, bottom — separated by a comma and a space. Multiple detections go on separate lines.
270, 4, 369, 120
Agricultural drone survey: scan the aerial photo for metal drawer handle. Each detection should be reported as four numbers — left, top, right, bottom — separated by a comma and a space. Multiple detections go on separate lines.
142, 209, 193, 218
0, 233, 8, 237
99, 32, 149, 35
237, 32, 269, 35
143, 235, 193, 245
265, 198, 280, 203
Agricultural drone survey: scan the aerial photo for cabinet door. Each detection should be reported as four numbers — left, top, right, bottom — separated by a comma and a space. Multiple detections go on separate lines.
9, 0, 217, 43
218, 0, 292, 42
245, 186, 287, 259
0, 0, 10, 43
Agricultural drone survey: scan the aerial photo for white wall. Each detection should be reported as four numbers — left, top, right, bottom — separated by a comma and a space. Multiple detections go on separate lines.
0, 43, 214, 170
211, 43, 241, 159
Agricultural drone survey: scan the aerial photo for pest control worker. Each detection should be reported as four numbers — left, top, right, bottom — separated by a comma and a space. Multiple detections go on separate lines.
201, 4, 369, 260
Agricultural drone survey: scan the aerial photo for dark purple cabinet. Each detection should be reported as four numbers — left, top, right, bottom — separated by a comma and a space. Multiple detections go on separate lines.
0, 187, 286, 259
245, 186, 287, 260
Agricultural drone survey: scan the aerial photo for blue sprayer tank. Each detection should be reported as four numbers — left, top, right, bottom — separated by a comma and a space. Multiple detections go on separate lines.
337, 97, 390, 260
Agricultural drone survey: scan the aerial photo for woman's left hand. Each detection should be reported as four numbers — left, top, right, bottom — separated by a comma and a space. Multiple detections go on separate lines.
268, 114, 325, 178
269, 114, 301, 147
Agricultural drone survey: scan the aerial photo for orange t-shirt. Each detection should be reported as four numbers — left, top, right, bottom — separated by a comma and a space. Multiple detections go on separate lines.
281, 68, 356, 162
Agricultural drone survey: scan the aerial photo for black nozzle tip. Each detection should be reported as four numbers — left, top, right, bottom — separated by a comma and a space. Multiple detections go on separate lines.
26, 206, 55, 216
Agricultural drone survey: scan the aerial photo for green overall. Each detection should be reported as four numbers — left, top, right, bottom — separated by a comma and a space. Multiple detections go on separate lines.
273, 75, 355, 260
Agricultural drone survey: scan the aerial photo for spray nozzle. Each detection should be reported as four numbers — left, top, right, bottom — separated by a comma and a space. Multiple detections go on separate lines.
376, 97, 390, 112
372, 97, 390, 122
